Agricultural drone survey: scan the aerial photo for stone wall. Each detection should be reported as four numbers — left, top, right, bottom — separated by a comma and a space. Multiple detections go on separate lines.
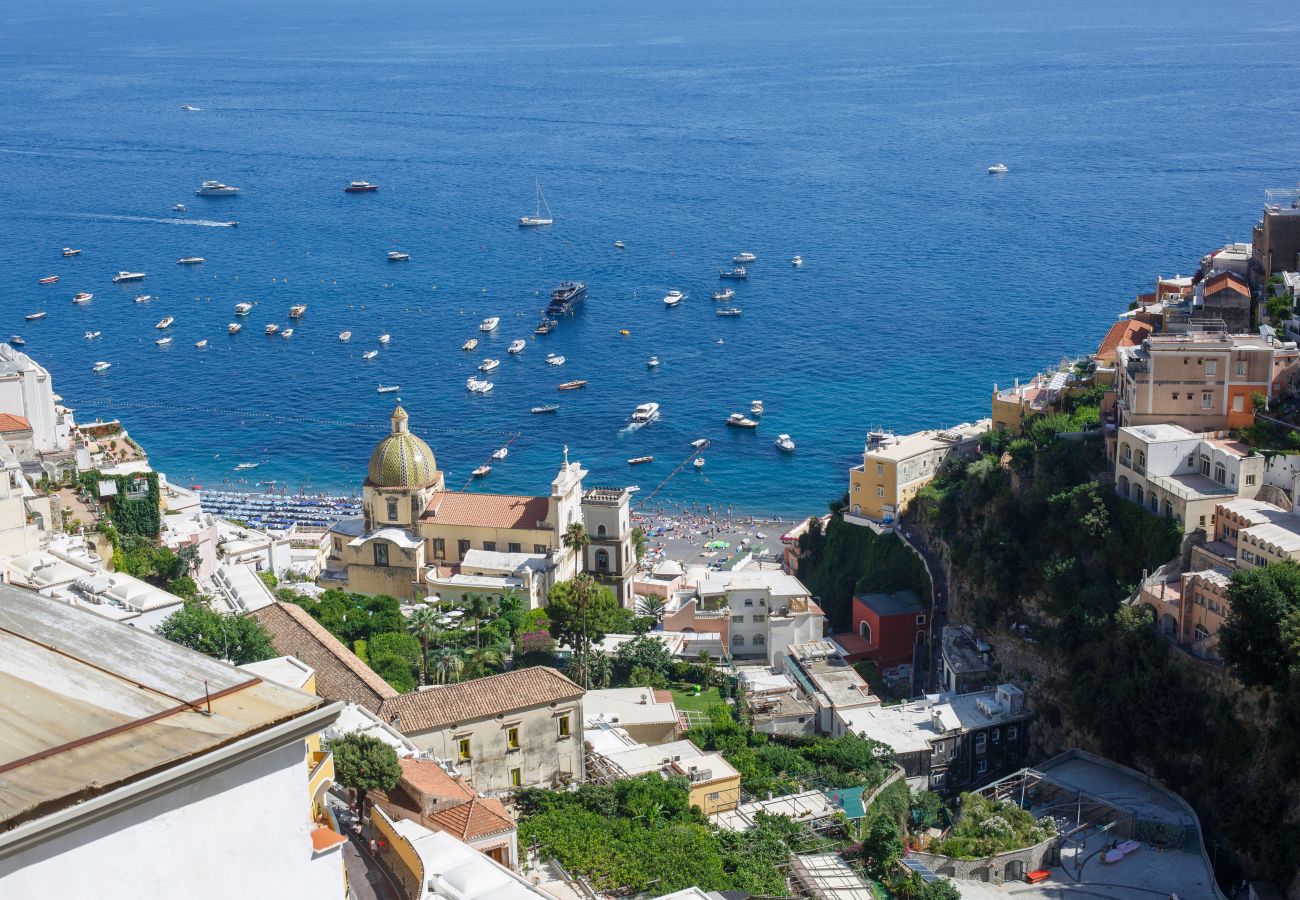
908, 833, 1059, 885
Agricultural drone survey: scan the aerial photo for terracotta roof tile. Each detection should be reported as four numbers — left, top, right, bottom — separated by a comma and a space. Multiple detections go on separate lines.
311, 825, 347, 853
1096, 320, 1152, 362
429, 796, 515, 842
1203, 271, 1250, 297
380, 666, 582, 734
422, 491, 551, 530
398, 758, 474, 804
0, 413, 32, 432
252, 602, 398, 712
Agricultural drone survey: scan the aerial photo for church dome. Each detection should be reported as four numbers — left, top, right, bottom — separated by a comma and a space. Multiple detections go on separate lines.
367, 405, 439, 488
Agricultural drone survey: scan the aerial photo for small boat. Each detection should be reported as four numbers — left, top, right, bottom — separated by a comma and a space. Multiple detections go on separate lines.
38, 276, 59, 285
9, 336, 24, 346
196, 181, 239, 196
363, 349, 378, 360
628, 456, 654, 465
619, 329, 630, 336
93, 361, 111, 373
265, 323, 279, 335
492, 447, 508, 460
387, 251, 410, 262
461, 338, 478, 351
24, 312, 46, 321
156, 316, 174, 329
507, 339, 526, 354
281, 327, 293, 337
344, 181, 378, 192
733, 252, 757, 264
173, 203, 187, 212
647, 356, 659, 368
339, 331, 352, 341
62, 248, 82, 257
234, 462, 258, 471
716, 307, 742, 317
288, 304, 307, 318
720, 266, 747, 280
791, 255, 803, 267
195, 339, 208, 348
690, 438, 710, 450
727, 413, 759, 429
180, 104, 199, 111
479, 316, 500, 332
775, 434, 796, 453
178, 256, 204, 265
479, 358, 500, 372
614, 240, 625, 249
228, 323, 242, 334
377, 385, 401, 394
112, 271, 146, 283
711, 288, 734, 302
558, 380, 587, 390
73, 292, 93, 303
472, 465, 492, 478
716, 338, 725, 345
379, 333, 391, 344
519, 179, 554, 227
631, 402, 660, 423
988, 162, 1009, 174
663, 290, 684, 307
531, 404, 559, 414
84, 331, 101, 340
234, 302, 252, 315
535, 318, 558, 335
155, 336, 172, 346
694, 457, 705, 469
134, 294, 152, 304
751, 400, 765, 416
465, 378, 494, 394
546, 354, 566, 366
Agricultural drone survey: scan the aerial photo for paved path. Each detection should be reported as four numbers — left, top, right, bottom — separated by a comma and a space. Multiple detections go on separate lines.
896, 521, 948, 693
330, 799, 400, 900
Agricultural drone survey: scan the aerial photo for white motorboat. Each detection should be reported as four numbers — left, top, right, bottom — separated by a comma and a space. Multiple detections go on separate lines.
712, 288, 734, 302
492, 447, 508, 460
155, 336, 172, 346
727, 413, 759, 429
461, 338, 478, 351
479, 316, 500, 332
93, 361, 111, 372
339, 331, 352, 341
180, 104, 199, 111
690, 438, 710, 450
363, 349, 378, 359
647, 356, 659, 368
234, 302, 252, 315
472, 465, 492, 477
546, 354, 566, 366
344, 181, 378, 193
663, 290, 684, 307
228, 323, 241, 334
280, 328, 293, 337
387, 251, 410, 262
24, 312, 46, 321
750, 400, 765, 416
733, 252, 757, 264
84, 330, 101, 340
195, 339, 208, 348
719, 266, 747, 280
134, 294, 152, 304
178, 256, 204, 265
379, 333, 391, 344
465, 378, 494, 394
62, 247, 82, 257
775, 434, 796, 453
507, 339, 526, 354
791, 255, 803, 267
73, 292, 93, 304
631, 402, 660, 423
519, 179, 554, 227
531, 404, 559, 414
265, 323, 280, 335
716, 307, 742, 317
988, 162, 1009, 174
112, 271, 146, 283
8, 336, 25, 347
694, 457, 705, 469
377, 385, 401, 394
614, 240, 625, 249
196, 180, 240, 196
479, 358, 500, 373
173, 203, 187, 212
289, 304, 307, 318
156, 316, 174, 329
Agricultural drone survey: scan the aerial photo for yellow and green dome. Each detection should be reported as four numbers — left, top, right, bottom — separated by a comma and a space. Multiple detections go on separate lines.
367, 405, 439, 488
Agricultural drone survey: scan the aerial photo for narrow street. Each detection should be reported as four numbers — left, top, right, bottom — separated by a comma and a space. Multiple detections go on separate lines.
330, 798, 400, 900
897, 521, 949, 693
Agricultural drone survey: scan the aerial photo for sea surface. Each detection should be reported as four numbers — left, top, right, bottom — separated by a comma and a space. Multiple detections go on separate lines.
3, 0, 1300, 515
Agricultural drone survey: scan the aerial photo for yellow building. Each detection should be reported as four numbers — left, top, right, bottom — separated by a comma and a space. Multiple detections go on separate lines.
589, 738, 742, 816
847, 421, 989, 524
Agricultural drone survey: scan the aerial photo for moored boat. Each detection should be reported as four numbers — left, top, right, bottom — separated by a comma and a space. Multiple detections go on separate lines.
38, 276, 58, 285
492, 447, 509, 460
694, 457, 705, 469
557, 380, 587, 390
62, 248, 82, 257
615, 240, 625, 249
690, 438, 711, 450
93, 361, 111, 372
479, 358, 500, 372
228, 323, 242, 334
472, 465, 492, 477
628, 456, 654, 465
84, 331, 101, 340
196, 181, 239, 196
377, 385, 400, 394
733, 252, 757, 264
507, 339, 526, 354
155, 336, 172, 346
234, 302, 252, 315
791, 255, 803, 267
344, 181, 378, 192
289, 304, 307, 318
461, 338, 478, 351
546, 354, 566, 366
547, 281, 586, 315
387, 251, 409, 261
519, 179, 553, 226
195, 339, 208, 348
363, 349, 378, 360
751, 399, 765, 416
719, 266, 747, 280
775, 433, 796, 453
112, 271, 146, 283
265, 323, 280, 335
339, 331, 352, 341
647, 356, 659, 368
535, 318, 558, 335
379, 334, 391, 344
988, 162, 1009, 174
178, 257, 205, 265
726, 412, 759, 429
711, 288, 734, 302
134, 294, 152, 304
24, 312, 46, 321
663, 290, 684, 307
9, 336, 24, 346
531, 404, 559, 414
156, 316, 174, 329
479, 316, 500, 332
73, 292, 93, 304
716, 307, 742, 317
281, 328, 294, 337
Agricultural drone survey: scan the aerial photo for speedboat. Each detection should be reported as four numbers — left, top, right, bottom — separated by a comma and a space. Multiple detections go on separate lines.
195, 339, 208, 348
557, 380, 587, 390
988, 162, 1009, 174
479, 317, 500, 332
531, 404, 559, 414
289, 304, 307, 318
134, 294, 152, 304
694, 457, 705, 469
155, 336, 172, 346
712, 288, 734, 302
472, 465, 492, 477
156, 316, 174, 329
492, 447, 508, 460
339, 331, 352, 341
479, 358, 500, 372
377, 385, 400, 394
690, 438, 710, 450
733, 252, 757, 264
38, 275, 58, 285
379, 333, 391, 344
751, 400, 765, 416
647, 356, 659, 368
265, 323, 279, 335
727, 413, 759, 429
173, 203, 187, 212
196, 181, 240, 196
73, 292, 93, 304
716, 307, 742, 317
93, 361, 111, 373
631, 402, 660, 423
280, 327, 293, 337
387, 251, 409, 262
228, 323, 242, 334
178, 256, 204, 265
775, 434, 796, 453
507, 339, 526, 354
791, 255, 803, 267
363, 349, 378, 360
344, 181, 378, 192
62, 248, 82, 257
24, 312, 46, 321
663, 290, 684, 307
615, 240, 625, 249
462, 338, 478, 351
546, 354, 566, 366
84, 331, 101, 340
465, 378, 494, 394
112, 271, 146, 283
234, 302, 252, 315
720, 266, 747, 280
535, 318, 558, 335
181, 104, 199, 111
628, 456, 653, 465
9, 336, 24, 346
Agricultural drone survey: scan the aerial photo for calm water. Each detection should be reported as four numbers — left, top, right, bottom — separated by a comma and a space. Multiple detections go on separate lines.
3, 0, 1299, 514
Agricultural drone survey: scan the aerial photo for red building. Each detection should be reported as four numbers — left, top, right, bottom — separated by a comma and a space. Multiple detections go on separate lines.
833, 590, 927, 671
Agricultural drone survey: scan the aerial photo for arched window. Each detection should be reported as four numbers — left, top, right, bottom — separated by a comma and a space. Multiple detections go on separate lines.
597, 523, 607, 538
859, 620, 873, 643
1120, 442, 1131, 464
387, 498, 399, 521
753, 634, 765, 646
1135, 486, 1144, 506
1214, 462, 1226, 485
595, 549, 610, 572
1194, 624, 1210, 641
732, 634, 745, 646
1118, 476, 1129, 498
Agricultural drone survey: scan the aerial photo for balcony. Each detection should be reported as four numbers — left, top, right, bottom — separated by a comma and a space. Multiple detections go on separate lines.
308, 749, 334, 800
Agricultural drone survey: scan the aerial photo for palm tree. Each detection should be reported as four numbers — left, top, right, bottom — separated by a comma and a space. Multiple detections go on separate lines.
697, 649, 715, 688
406, 605, 439, 685
590, 650, 612, 689
570, 573, 598, 688
496, 589, 526, 645
463, 646, 505, 678
463, 593, 497, 649
432, 646, 464, 684
561, 522, 590, 569
638, 595, 668, 626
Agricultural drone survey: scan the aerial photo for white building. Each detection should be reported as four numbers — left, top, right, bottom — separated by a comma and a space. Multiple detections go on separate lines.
0, 343, 71, 453
687, 562, 824, 666
583, 687, 680, 747
0, 585, 346, 899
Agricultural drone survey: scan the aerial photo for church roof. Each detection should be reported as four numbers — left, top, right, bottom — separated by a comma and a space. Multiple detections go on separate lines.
368, 405, 440, 489
422, 491, 551, 531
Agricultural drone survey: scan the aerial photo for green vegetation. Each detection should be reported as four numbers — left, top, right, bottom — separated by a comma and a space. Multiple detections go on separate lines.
670, 685, 727, 714
157, 600, 275, 664
547, 574, 624, 688
327, 732, 401, 815
935, 793, 1055, 859
79, 470, 161, 538
105, 526, 201, 599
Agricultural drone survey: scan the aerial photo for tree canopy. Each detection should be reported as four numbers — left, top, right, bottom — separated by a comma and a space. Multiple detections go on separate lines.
157, 600, 276, 665
327, 733, 401, 812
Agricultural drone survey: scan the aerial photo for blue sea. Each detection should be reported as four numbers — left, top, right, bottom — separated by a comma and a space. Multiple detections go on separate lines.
3, 0, 1299, 515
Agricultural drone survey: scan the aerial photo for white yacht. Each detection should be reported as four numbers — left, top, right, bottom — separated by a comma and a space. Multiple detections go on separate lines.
195, 339, 208, 348
377, 385, 400, 394
507, 339, 526, 354
479, 358, 500, 373
234, 302, 252, 315
178, 256, 204, 265
289, 304, 307, 318
465, 378, 494, 394
196, 181, 240, 196
339, 331, 352, 341
472, 465, 492, 477
387, 251, 410, 262
155, 336, 172, 346
647, 356, 659, 368
93, 361, 111, 373
546, 354, 566, 366
378, 333, 391, 344
614, 240, 625, 249
726, 412, 759, 429
663, 290, 684, 307
156, 316, 174, 329
113, 271, 146, 283
631, 402, 660, 423
24, 312, 46, 321
265, 323, 280, 335
280, 328, 293, 337
987, 162, 1009, 174
461, 338, 478, 351
73, 292, 93, 304
362, 349, 378, 360
690, 438, 710, 450
84, 331, 101, 340
775, 434, 796, 453
479, 316, 500, 332
750, 400, 764, 416
492, 447, 509, 460
134, 294, 152, 304
712, 288, 734, 302
228, 323, 242, 334
62, 247, 82, 257
519, 179, 553, 227
733, 252, 757, 264
791, 255, 803, 268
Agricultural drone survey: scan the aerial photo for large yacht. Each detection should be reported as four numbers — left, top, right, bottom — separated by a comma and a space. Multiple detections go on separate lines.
196, 181, 240, 196
631, 402, 660, 423
547, 281, 587, 315
112, 271, 146, 283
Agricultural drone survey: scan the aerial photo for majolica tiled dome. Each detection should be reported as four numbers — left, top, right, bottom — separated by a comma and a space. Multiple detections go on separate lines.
367, 404, 439, 488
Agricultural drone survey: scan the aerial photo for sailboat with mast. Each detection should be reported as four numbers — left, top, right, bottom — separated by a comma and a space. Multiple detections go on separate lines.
519, 179, 554, 227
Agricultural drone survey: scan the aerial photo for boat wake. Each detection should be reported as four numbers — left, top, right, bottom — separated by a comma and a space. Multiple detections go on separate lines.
45, 212, 238, 227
